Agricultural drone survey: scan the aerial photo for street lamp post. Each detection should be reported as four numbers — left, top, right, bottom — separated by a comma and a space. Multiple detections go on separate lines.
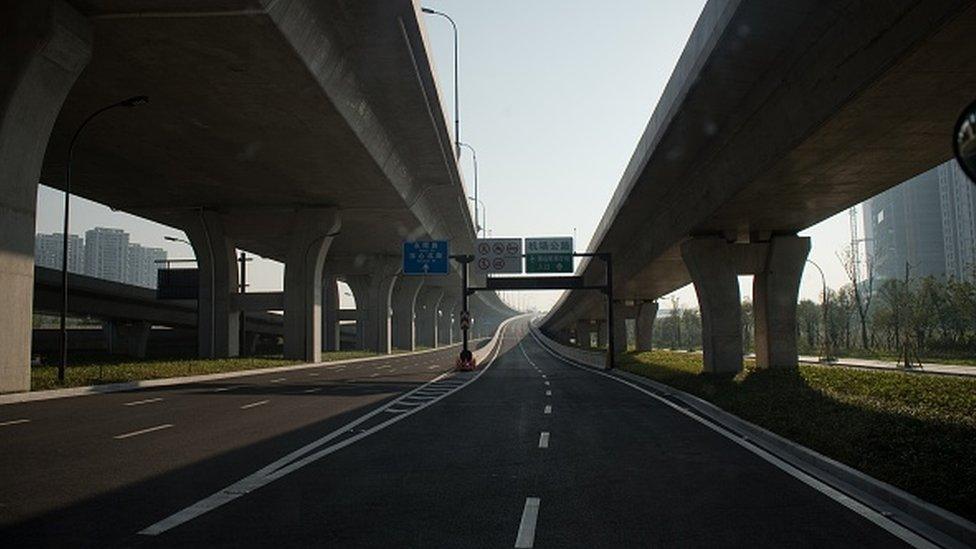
458, 142, 478, 233
59, 95, 148, 382
421, 6, 460, 158
468, 196, 486, 237
806, 259, 831, 362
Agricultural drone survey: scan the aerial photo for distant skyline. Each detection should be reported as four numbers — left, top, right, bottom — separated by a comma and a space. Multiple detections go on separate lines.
35, 1, 871, 311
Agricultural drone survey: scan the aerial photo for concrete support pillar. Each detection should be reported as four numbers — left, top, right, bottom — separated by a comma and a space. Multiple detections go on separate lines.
322, 274, 340, 352
183, 211, 239, 359
103, 320, 150, 358
681, 237, 742, 373
754, 235, 810, 368
576, 320, 593, 348
391, 276, 424, 351
346, 258, 400, 354
438, 298, 457, 346
283, 209, 341, 362
596, 321, 608, 348
0, 2, 90, 392
635, 301, 659, 351
415, 288, 443, 348
612, 303, 636, 356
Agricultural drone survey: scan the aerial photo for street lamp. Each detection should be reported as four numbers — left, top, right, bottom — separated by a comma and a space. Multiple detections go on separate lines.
459, 141, 480, 233
421, 6, 460, 158
806, 259, 832, 363
468, 195, 486, 237
59, 95, 149, 382
164, 235, 190, 245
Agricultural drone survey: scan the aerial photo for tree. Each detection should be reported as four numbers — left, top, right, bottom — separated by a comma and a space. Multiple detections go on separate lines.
681, 308, 702, 350
838, 244, 874, 349
668, 296, 681, 349
741, 298, 754, 353
796, 299, 821, 354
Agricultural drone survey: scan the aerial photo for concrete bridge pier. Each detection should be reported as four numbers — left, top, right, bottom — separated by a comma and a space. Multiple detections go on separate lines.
283, 208, 341, 362
322, 274, 340, 352
0, 1, 90, 393
415, 288, 443, 348
391, 276, 424, 351
612, 302, 639, 356
437, 297, 457, 346
635, 300, 659, 352
681, 237, 742, 373
754, 235, 810, 368
575, 320, 594, 348
346, 258, 399, 354
596, 320, 608, 349
102, 320, 150, 358
182, 211, 239, 359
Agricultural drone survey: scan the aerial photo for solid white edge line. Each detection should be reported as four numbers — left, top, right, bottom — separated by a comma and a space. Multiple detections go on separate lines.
114, 423, 173, 439
240, 400, 270, 410
138, 318, 517, 536
514, 497, 541, 548
124, 397, 163, 406
0, 418, 31, 427
527, 329, 939, 549
538, 432, 550, 449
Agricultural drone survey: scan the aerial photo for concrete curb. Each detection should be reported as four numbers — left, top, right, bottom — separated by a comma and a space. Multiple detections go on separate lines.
797, 358, 976, 379
529, 324, 976, 549
1, 342, 475, 406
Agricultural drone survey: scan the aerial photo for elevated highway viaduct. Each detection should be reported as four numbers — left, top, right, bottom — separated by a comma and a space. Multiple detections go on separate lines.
542, 0, 976, 372
0, 0, 514, 393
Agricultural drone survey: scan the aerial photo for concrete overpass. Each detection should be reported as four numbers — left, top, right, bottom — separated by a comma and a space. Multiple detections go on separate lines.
0, 0, 515, 392
542, 0, 976, 372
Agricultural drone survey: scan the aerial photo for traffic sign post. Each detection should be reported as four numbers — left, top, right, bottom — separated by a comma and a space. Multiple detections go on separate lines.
402, 240, 450, 275
473, 238, 522, 274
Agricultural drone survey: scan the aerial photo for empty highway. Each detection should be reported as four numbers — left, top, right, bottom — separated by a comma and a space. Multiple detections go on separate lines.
0, 318, 917, 547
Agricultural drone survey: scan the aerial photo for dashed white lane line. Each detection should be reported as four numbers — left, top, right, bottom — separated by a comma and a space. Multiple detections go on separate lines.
545, 390, 552, 396
212, 385, 242, 393
270, 378, 286, 383
124, 397, 163, 407
427, 365, 440, 370
114, 424, 173, 440
514, 497, 541, 548
240, 400, 270, 410
544, 381, 550, 386
308, 373, 320, 377
370, 373, 380, 378
300, 388, 321, 394
538, 432, 550, 449
0, 418, 30, 427
544, 405, 551, 415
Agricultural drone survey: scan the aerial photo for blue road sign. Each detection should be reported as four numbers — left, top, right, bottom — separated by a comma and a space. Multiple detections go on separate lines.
402, 240, 450, 275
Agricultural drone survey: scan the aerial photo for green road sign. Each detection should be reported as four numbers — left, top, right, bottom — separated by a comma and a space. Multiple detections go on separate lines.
525, 237, 574, 273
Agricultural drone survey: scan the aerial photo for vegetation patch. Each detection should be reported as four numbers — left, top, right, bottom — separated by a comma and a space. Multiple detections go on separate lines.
31, 351, 376, 391
619, 350, 976, 521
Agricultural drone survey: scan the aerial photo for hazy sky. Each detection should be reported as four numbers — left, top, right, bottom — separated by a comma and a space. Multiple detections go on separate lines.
35, 0, 860, 312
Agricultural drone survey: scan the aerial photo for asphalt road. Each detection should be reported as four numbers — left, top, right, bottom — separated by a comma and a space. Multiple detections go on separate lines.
1, 318, 912, 547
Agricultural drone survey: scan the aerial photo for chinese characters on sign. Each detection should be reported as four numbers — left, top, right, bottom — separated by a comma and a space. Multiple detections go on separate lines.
525, 237, 573, 273
402, 240, 450, 275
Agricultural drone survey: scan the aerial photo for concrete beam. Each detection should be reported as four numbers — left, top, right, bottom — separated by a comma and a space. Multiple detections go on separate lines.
233, 292, 284, 312
681, 237, 742, 373
754, 235, 810, 368
0, 1, 90, 392
391, 276, 424, 351
283, 208, 341, 362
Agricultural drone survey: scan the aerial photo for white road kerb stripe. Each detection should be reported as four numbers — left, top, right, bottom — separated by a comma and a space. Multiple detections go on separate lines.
138, 317, 519, 536
114, 424, 173, 439
0, 418, 30, 427
124, 397, 163, 406
240, 400, 269, 409
538, 432, 550, 449
527, 329, 939, 549
515, 497, 541, 548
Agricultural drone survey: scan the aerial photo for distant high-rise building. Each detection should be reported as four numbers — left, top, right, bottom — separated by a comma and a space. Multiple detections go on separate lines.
34, 233, 84, 273
863, 160, 976, 282
125, 243, 167, 288
84, 227, 129, 283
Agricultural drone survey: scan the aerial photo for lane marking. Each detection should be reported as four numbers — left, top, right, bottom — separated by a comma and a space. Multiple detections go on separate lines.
514, 497, 541, 548
124, 397, 163, 407
114, 424, 173, 440
270, 378, 286, 383
300, 388, 321, 394
545, 390, 551, 396
240, 400, 270, 410
527, 329, 939, 549
370, 373, 380, 378
0, 418, 30, 427
212, 385, 242, 393
538, 432, 550, 449
308, 373, 319, 377
139, 317, 518, 536
544, 405, 551, 415
544, 381, 550, 386
541, 374, 547, 378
